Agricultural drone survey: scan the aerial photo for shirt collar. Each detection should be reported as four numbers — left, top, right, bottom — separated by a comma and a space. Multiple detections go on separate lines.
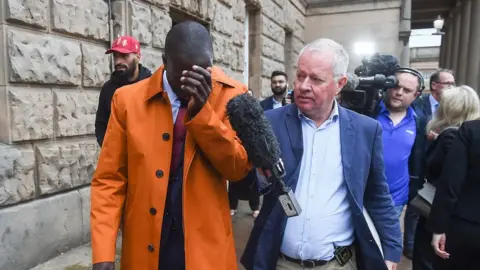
298, 100, 340, 122
429, 94, 439, 107
272, 97, 281, 104
379, 100, 417, 118
163, 71, 179, 104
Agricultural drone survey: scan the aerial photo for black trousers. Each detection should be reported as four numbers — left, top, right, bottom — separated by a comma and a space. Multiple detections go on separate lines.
413, 217, 434, 270
228, 188, 260, 211
158, 223, 185, 270
432, 217, 480, 270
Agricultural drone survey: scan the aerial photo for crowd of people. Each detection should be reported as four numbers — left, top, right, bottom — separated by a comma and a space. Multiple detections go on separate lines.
90, 20, 480, 270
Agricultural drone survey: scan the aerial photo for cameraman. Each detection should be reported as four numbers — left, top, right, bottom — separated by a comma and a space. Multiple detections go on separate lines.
372, 68, 427, 260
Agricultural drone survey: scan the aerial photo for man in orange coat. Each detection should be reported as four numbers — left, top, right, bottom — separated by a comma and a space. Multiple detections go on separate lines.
91, 21, 251, 270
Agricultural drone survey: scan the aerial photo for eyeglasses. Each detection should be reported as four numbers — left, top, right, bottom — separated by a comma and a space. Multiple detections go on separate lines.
433, 81, 456, 86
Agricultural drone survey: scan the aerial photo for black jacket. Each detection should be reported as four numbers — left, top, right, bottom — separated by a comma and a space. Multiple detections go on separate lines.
372, 104, 428, 202
427, 120, 480, 234
95, 64, 152, 146
425, 128, 459, 185
260, 96, 274, 111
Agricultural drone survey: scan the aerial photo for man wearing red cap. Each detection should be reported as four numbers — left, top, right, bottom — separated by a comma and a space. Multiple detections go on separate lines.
95, 35, 152, 146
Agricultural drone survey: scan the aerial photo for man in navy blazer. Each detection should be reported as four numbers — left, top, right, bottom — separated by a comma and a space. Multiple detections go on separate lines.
241, 38, 402, 270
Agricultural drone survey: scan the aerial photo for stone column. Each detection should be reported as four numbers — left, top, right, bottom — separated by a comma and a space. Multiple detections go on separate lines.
458, 0, 471, 84
439, 34, 446, 67
400, 0, 411, 33
399, 0, 411, 67
400, 40, 410, 67
444, 16, 454, 69
466, 0, 480, 90
451, 3, 462, 74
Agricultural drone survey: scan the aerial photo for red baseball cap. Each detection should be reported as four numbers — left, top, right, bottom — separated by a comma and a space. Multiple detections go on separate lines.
105, 36, 141, 55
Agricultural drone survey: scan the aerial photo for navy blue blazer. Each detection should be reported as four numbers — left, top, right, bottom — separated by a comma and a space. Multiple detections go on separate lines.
241, 104, 402, 270
260, 96, 274, 111
412, 94, 433, 121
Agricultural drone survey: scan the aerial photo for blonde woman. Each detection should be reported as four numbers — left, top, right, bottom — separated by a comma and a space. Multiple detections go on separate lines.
412, 85, 480, 270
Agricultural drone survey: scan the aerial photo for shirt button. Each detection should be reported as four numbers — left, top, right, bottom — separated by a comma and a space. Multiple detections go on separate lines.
162, 133, 170, 141
156, 170, 164, 178
148, 244, 154, 252
150, 208, 157, 215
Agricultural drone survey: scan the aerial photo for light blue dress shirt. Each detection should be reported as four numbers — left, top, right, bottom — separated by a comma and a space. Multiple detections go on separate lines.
280, 102, 355, 261
429, 94, 439, 116
272, 97, 282, 109
163, 71, 181, 122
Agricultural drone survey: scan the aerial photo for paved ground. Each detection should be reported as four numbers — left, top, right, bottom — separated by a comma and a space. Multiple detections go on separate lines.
31, 201, 412, 269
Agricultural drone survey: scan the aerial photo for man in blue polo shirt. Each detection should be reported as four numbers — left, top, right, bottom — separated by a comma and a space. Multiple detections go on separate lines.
374, 68, 427, 259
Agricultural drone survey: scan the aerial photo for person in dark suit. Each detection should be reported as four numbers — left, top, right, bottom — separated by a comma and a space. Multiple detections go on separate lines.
241, 38, 401, 270
260, 70, 289, 111
412, 69, 455, 121
412, 85, 480, 270
427, 117, 480, 270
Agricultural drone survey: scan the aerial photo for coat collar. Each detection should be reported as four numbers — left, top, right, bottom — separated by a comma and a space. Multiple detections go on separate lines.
144, 65, 236, 101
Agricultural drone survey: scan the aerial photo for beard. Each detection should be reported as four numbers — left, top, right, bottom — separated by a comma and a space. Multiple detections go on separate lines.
272, 86, 287, 96
111, 61, 137, 85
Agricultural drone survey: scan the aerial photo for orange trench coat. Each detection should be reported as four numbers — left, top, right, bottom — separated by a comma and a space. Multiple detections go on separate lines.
90, 65, 251, 270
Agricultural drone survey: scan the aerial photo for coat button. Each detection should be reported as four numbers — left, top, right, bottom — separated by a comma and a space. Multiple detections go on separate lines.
156, 170, 164, 178
148, 244, 154, 252
162, 133, 170, 141
150, 208, 157, 215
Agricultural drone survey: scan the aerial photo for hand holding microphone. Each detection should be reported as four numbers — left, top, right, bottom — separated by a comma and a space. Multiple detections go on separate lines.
226, 93, 302, 217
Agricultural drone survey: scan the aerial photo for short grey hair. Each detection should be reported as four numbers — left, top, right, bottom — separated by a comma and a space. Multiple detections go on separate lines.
298, 38, 349, 77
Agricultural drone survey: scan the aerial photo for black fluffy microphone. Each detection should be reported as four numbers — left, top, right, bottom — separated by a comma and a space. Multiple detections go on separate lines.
226, 93, 302, 217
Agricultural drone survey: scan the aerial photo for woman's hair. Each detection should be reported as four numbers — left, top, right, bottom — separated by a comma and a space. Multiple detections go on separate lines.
427, 85, 480, 133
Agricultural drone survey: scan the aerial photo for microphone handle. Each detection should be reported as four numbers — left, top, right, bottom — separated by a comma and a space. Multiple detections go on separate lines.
277, 178, 288, 194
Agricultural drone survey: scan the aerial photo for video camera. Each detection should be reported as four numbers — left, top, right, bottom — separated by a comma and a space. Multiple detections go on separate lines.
339, 53, 400, 117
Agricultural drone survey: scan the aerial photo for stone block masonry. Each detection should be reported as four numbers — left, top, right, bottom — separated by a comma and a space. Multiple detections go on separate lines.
0, 0, 305, 269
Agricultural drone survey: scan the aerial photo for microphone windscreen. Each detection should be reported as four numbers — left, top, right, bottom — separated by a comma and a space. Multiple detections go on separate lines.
342, 73, 360, 91
226, 93, 281, 169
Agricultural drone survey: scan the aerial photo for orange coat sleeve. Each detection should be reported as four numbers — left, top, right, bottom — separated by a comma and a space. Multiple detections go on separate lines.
90, 91, 128, 263
185, 99, 251, 181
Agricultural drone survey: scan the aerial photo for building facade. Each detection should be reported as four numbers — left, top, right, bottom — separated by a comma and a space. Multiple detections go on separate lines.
0, 0, 306, 269
410, 46, 441, 90
2, 0, 459, 268
438, 0, 480, 89
304, 0, 411, 72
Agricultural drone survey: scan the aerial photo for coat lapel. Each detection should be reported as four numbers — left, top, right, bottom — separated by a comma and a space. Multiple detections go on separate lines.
339, 107, 359, 202
183, 66, 234, 178
285, 105, 303, 175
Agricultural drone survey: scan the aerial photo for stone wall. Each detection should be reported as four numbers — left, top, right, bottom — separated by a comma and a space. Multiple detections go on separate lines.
256, 0, 306, 98
0, 0, 306, 269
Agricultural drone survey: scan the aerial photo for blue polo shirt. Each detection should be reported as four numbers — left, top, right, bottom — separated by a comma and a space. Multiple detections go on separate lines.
376, 101, 417, 206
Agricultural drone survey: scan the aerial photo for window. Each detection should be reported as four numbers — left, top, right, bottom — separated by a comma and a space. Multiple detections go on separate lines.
247, 5, 261, 97
169, 7, 210, 31
284, 30, 294, 83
